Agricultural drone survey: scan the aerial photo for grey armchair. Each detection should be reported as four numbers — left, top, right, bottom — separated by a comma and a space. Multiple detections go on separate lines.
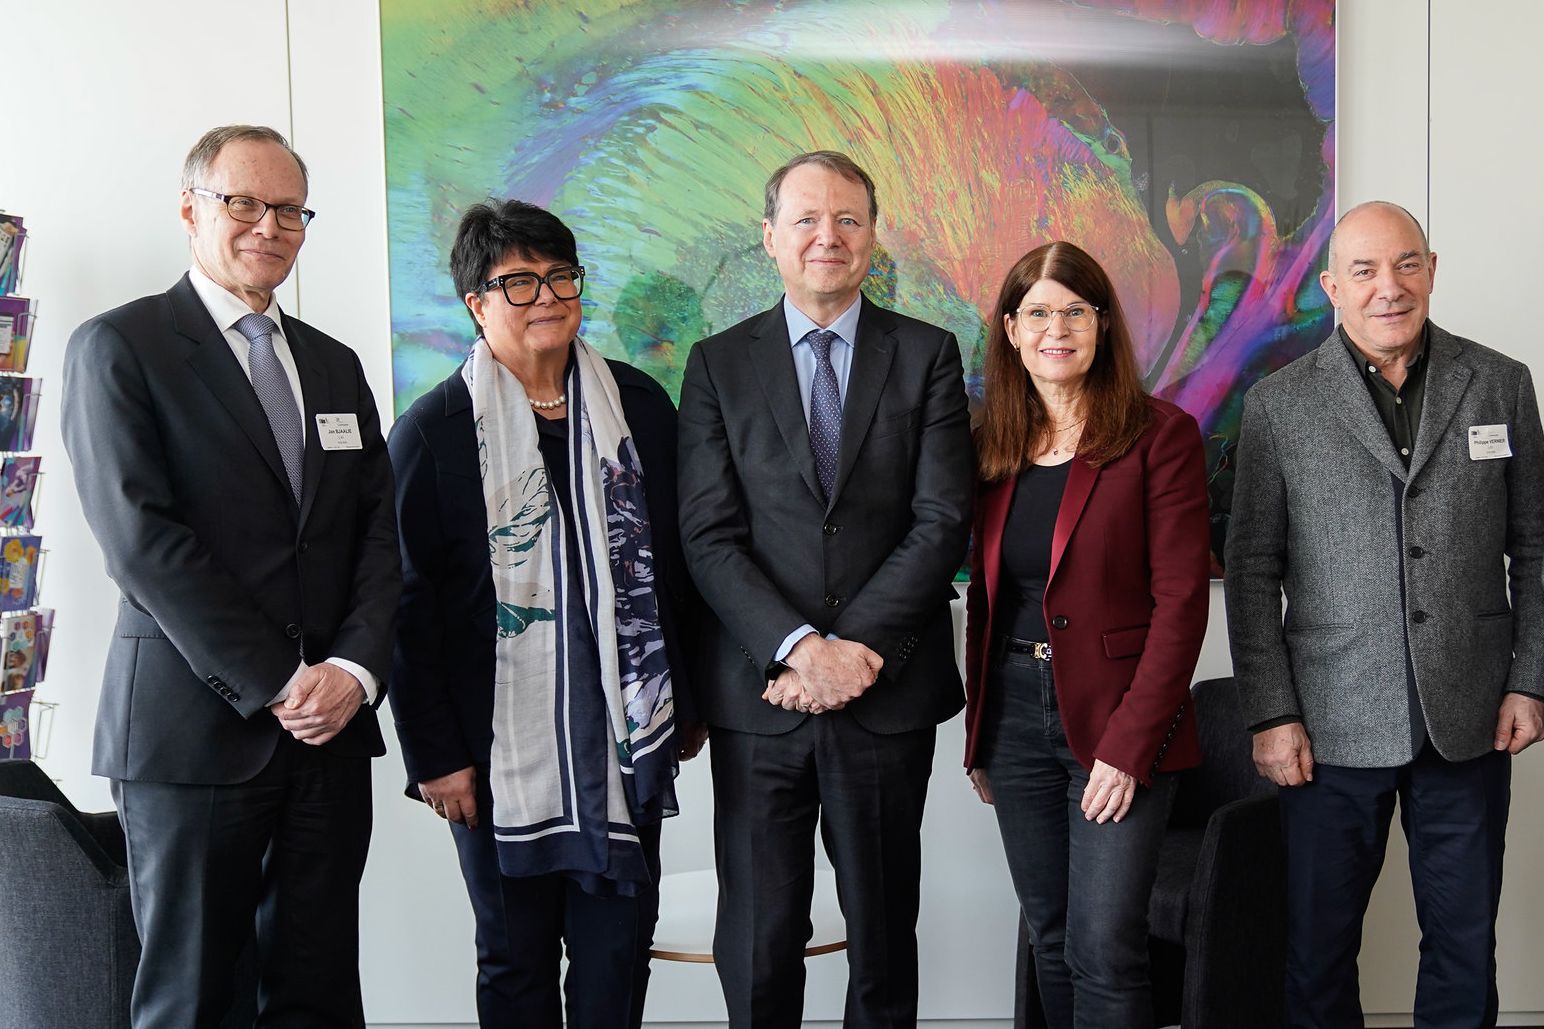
0, 760, 138, 1029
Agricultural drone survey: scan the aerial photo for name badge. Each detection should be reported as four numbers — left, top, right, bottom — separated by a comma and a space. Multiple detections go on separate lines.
1468, 423, 1512, 461
315, 413, 363, 451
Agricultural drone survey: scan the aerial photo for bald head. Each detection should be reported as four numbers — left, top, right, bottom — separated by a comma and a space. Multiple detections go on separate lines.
1327, 201, 1428, 271
1319, 199, 1436, 363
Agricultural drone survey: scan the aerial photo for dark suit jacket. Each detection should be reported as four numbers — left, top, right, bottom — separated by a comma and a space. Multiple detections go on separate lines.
61, 274, 399, 785
386, 357, 700, 791
964, 398, 1209, 783
677, 295, 974, 735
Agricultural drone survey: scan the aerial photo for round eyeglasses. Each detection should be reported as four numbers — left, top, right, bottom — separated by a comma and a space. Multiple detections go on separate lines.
480, 266, 586, 306
1012, 304, 1101, 333
189, 188, 315, 230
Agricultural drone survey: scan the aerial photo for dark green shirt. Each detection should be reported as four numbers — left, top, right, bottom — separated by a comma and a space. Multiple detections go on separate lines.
1343, 326, 1429, 467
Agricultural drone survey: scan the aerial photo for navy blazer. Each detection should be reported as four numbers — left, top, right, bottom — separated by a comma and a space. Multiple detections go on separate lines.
387, 356, 700, 793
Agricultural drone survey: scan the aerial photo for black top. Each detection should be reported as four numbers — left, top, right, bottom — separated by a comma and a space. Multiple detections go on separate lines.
534, 412, 600, 657
1344, 327, 1428, 467
995, 460, 1073, 642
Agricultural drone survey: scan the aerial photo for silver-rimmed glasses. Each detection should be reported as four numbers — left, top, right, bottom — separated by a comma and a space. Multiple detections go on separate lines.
1012, 304, 1101, 333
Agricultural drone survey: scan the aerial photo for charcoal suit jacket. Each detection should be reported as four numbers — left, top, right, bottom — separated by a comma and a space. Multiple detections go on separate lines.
62, 274, 399, 784
677, 294, 973, 734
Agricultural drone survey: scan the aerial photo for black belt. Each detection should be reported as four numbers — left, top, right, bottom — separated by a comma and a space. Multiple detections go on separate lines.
998, 635, 1052, 661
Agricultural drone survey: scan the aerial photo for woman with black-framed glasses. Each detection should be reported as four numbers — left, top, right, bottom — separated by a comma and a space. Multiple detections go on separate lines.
386, 199, 702, 1028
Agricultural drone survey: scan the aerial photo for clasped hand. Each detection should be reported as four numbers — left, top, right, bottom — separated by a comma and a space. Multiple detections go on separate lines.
768, 634, 882, 712
269, 662, 364, 746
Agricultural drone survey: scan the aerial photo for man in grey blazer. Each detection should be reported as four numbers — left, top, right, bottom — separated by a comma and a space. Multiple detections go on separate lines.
678, 151, 972, 1026
1226, 201, 1544, 1028
61, 125, 399, 1027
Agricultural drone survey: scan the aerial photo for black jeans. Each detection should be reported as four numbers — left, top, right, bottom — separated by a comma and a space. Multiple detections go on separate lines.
980, 646, 1176, 1029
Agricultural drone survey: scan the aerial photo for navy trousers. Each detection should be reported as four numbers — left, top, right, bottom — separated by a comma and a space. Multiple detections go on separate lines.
448, 768, 661, 1029
1279, 744, 1511, 1029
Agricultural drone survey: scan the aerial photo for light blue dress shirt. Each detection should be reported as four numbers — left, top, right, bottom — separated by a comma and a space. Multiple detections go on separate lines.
775, 293, 864, 666
784, 292, 860, 418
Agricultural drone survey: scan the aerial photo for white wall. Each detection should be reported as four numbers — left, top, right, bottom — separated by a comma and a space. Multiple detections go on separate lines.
8, 0, 1544, 1024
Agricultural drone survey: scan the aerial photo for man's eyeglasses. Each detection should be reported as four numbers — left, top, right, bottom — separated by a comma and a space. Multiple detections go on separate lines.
190, 188, 315, 230
480, 266, 586, 306
1011, 304, 1101, 333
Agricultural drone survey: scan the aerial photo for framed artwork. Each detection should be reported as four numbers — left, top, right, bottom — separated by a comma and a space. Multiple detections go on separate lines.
382, 0, 1336, 569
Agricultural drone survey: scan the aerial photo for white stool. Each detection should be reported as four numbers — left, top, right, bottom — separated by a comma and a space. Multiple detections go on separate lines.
649, 868, 847, 962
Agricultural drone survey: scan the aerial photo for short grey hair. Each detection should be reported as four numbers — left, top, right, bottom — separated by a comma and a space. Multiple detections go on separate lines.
180, 125, 309, 191
763, 150, 878, 224
1327, 200, 1429, 269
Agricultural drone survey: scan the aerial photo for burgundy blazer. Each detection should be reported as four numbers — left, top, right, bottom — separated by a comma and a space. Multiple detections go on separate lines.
964, 397, 1210, 783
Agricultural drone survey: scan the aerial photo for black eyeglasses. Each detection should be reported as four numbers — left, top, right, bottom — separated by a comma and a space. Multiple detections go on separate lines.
190, 188, 315, 230
480, 266, 586, 306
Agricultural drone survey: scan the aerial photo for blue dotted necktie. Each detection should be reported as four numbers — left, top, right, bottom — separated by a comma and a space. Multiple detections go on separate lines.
234, 312, 304, 504
805, 328, 842, 499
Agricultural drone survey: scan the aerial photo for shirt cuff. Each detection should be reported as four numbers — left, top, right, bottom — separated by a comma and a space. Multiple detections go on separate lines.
775, 625, 818, 665
270, 658, 378, 705
325, 657, 378, 704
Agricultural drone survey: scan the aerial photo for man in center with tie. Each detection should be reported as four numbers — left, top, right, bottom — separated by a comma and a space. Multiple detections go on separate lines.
678, 150, 973, 1027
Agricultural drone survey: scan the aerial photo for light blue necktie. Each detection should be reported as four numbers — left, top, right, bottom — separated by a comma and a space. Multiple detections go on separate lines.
805, 328, 842, 499
234, 312, 304, 504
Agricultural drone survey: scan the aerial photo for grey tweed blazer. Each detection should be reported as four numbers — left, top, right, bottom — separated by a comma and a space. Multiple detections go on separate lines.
1225, 322, 1544, 767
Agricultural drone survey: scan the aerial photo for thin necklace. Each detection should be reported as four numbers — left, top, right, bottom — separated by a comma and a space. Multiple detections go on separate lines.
528, 394, 567, 410
1048, 418, 1084, 458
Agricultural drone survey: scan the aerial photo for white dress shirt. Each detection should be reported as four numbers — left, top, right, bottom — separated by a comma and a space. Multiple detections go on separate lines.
186, 266, 378, 705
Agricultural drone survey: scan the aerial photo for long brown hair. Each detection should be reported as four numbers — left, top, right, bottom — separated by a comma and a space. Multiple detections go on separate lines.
976, 242, 1150, 481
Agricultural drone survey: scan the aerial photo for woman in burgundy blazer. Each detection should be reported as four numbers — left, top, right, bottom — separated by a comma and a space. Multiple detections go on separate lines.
964, 242, 1210, 1029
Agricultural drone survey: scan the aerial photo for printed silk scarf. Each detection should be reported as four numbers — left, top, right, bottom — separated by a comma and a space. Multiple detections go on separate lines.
463, 336, 677, 895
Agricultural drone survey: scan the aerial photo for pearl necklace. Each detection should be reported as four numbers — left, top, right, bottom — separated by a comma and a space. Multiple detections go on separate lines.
528, 394, 567, 411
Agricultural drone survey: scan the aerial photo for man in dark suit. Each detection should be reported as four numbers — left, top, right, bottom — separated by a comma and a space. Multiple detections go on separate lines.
678, 151, 973, 1027
1227, 201, 1544, 1027
61, 125, 399, 1028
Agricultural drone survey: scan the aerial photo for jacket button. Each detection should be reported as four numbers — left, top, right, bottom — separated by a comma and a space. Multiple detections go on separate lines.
298, 541, 310, 554
823, 523, 840, 536
1408, 546, 1425, 559
824, 594, 841, 608
1407, 485, 1422, 499
286, 624, 302, 639
1051, 615, 1069, 630
1412, 610, 1428, 624
207, 675, 221, 686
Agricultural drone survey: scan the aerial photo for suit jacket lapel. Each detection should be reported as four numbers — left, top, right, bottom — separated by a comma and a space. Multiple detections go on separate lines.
1048, 458, 1098, 587
979, 477, 1015, 621
173, 276, 294, 498
1407, 324, 1472, 481
284, 313, 330, 527
1317, 330, 1410, 483
831, 295, 896, 506
750, 303, 827, 505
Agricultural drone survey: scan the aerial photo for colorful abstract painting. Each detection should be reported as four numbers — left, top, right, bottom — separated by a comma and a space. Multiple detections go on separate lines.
381, 0, 1335, 568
